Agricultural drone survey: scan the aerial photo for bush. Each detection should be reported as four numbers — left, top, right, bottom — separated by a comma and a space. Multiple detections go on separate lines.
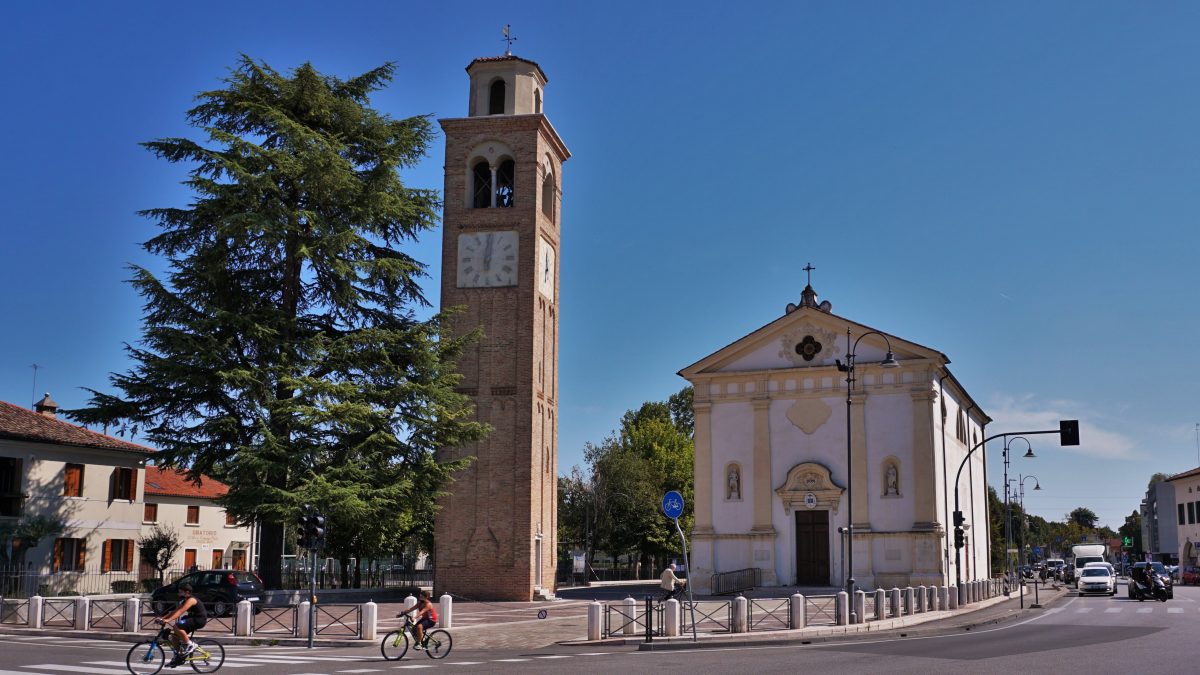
111, 580, 137, 594
141, 578, 163, 593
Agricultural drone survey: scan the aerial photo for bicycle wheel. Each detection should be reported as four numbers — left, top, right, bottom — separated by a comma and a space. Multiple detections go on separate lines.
126, 640, 165, 675
423, 630, 452, 659
380, 629, 409, 661
189, 639, 225, 673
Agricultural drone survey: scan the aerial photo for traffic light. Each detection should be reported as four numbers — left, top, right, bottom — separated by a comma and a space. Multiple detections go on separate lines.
954, 527, 965, 549
1059, 419, 1080, 446
297, 512, 313, 548
306, 515, 326, 550
953, 510, 965, 527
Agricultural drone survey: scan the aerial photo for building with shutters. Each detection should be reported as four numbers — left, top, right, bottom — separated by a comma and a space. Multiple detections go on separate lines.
0, 396, 252, 592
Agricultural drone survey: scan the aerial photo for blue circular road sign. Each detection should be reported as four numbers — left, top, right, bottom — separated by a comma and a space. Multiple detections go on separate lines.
662, 490, 685, 519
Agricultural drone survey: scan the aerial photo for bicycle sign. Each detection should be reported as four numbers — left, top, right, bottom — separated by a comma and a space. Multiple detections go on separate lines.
662, 490, 684, 520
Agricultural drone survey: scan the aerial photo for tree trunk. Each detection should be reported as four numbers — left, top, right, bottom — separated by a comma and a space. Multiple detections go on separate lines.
259, 520, 284, 590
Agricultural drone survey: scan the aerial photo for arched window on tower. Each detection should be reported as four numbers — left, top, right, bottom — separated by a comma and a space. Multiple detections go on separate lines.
541, 168, 555, 221
534, 88, 542, 114
489, 79, 506, 115
496, 159, 515, 207
472, 160, 492, 208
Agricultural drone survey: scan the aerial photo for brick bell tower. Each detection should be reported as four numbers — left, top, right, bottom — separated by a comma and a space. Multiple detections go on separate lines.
433, 52, 569, 601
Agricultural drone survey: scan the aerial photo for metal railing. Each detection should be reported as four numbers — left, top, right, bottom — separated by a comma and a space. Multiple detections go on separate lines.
681, 600, 731, 633
749, 598, 790, 631
806, 595, 837, 625
602, 602, 662, 638
89, 600, 126, 630
251, 605, 298, 635
42, 598, 76, 627
0, 598, 29, 625
711, 568, 760, 595
314, 604, 361, 636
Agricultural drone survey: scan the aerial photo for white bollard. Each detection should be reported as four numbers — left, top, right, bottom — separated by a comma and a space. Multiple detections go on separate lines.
790, 593, 806, 629
297, 600, 311, 638
665, 599, 680, 636
75, 597, 90, 631
403, 594, 417, 612
853, 590, 866, 624
732, 596, 748, 633
28, 596, 43, 629
235, 600, 252, 636
874, 589, 886, 621
915, 586, 925, 613
903, 587, 914, 615
362, 601, 377, 640
951, 585, 960, 609
124, 597, 140, 633
928, 586, 937, 611
439, 594, 453, 629
622, 597, 636, 636
587, 601, 602, 641
939, 585, 949, 611
835, 592, 849, 626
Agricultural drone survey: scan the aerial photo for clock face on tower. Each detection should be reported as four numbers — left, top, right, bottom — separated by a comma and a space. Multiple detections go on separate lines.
537, 236, 555, 301
457, 231, 518, 288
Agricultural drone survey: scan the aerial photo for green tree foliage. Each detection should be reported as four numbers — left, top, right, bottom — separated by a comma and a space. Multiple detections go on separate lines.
137, 525, 183, 583
0, 515, 63, 567
69, 57, 484, 588
559, 387, 694, 576
1119, 510, 1143, 554
1068, 507, 1099, 529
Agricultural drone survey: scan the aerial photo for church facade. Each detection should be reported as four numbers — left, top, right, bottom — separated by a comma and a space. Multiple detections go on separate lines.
679, 284, 992, 593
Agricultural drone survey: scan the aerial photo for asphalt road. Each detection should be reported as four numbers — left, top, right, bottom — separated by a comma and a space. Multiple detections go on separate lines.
3, 581, 1197, 674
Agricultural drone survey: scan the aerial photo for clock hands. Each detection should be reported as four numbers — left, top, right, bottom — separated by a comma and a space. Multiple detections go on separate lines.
482, 233, 494, 272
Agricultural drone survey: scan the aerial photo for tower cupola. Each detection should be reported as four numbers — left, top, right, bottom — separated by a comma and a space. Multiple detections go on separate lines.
466, 55, 548, 117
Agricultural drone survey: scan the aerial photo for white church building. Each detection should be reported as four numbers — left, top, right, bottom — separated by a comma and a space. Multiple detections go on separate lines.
679, 283, 992, 593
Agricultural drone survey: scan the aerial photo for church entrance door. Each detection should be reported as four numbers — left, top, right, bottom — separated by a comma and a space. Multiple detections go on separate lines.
794, 510, 830, 585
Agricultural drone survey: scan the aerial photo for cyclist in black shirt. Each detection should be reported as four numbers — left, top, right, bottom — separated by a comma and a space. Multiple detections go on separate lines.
156, 583, 208, 667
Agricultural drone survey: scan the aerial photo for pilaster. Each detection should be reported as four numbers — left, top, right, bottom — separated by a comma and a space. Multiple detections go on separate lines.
693, 402, 714, 533
910, 388, 939, 528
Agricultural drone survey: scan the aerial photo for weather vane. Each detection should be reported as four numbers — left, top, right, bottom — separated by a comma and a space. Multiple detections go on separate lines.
502, 24, 517, 56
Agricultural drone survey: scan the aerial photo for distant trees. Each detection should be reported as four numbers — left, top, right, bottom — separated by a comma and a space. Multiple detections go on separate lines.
138, 525, 183, 584
1068, 507, 1099, 529
558, 387, 694, 578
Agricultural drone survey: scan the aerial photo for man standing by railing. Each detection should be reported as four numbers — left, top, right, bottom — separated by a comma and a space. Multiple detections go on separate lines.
660, 563, 686, 601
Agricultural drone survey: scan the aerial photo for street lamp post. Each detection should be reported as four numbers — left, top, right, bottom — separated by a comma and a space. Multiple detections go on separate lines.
836, 329, 900, 614
1017, 474, 1041, 608
1002, 437, 1035, 587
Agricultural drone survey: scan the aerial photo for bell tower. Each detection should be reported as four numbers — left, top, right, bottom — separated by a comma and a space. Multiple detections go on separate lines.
434, 53, 570, 601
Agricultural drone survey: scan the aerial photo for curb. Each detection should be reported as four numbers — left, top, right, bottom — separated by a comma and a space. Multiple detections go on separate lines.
0, 626, 371, 648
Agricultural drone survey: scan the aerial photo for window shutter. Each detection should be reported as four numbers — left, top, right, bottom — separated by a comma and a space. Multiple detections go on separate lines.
102, 539, 112, 572
53, 539, 63, 572
76, 540, 87, 569
127, 468, 137, 501
125, 539, 135, 572
12, 458, 22, 493
108, 468, 116, 500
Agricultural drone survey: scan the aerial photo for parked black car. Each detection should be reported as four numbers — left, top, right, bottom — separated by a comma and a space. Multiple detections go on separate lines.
150, 569, 264, 616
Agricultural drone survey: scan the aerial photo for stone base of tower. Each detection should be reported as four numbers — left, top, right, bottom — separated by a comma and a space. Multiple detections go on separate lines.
434, 564, 542, 602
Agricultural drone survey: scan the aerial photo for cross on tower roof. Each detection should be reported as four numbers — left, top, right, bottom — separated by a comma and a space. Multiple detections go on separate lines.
502, 24, 517, 56
803, 262, 816, 286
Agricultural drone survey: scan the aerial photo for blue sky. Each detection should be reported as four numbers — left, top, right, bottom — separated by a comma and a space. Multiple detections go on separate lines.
2, 2, 1198, 531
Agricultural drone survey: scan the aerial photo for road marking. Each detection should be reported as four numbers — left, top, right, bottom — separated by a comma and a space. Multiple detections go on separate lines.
1075, 607, 1093, 613
1137, 607, 1153, 613
1104, 608, 1122, 613
23, 666, 130, 675
336, 670, 383, 673
10, 637, 60, 641
536, 655, 574, 659
393, 667, 433, 670
1168, 607, 1184, 613
577, 652, 616, 656
492, 659, 531, 662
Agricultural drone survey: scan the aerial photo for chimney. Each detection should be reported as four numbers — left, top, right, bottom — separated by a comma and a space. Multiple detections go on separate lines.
34, 392, 59, 418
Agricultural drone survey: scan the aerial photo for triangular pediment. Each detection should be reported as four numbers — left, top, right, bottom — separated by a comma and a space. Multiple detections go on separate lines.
678, 306, 947, 379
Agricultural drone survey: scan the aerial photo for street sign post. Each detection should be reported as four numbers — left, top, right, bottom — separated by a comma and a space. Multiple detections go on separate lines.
661, 490, 696, 641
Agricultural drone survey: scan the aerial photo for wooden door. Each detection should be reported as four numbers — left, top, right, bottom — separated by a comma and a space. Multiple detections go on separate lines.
795, 510, 830, 585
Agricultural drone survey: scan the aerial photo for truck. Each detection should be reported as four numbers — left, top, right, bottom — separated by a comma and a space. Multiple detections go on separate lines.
1065, 544, 1107, 583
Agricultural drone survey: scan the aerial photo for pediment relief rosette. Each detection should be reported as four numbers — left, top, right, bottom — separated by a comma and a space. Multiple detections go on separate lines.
776, 462, 845, 515
778, 322, 844, 367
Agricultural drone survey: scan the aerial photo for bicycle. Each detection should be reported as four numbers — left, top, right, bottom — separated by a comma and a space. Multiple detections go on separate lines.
380, 612, 452, 660
126, 621, 225, 675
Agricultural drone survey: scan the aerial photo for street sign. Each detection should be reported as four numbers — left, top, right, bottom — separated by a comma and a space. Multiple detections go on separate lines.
662, 490, 684, 519
1033, 546, 1042, 556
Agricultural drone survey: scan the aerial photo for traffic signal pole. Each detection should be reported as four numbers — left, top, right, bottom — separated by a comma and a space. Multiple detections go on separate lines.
952, 422, 1078, 602
308, 547, 317, 648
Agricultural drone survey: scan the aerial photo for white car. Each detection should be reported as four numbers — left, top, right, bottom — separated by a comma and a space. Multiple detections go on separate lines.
1084, 561, 1115, 577
1077, 567, 1116, 595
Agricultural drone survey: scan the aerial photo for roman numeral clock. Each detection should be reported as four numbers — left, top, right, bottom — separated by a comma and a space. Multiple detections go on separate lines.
433, 52, 570, 601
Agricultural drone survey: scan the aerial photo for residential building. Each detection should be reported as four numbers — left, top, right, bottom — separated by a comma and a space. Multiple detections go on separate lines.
142, 466, 252, 572
1141, 478, 1178, 564
1167, 468, 1200, 567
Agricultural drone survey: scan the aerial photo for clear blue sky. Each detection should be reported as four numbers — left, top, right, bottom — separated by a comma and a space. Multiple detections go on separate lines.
3, 2, 1198, 531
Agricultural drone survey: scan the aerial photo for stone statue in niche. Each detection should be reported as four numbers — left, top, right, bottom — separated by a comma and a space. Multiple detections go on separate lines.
727, 466, 741, 500
885, 463, 900, 497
